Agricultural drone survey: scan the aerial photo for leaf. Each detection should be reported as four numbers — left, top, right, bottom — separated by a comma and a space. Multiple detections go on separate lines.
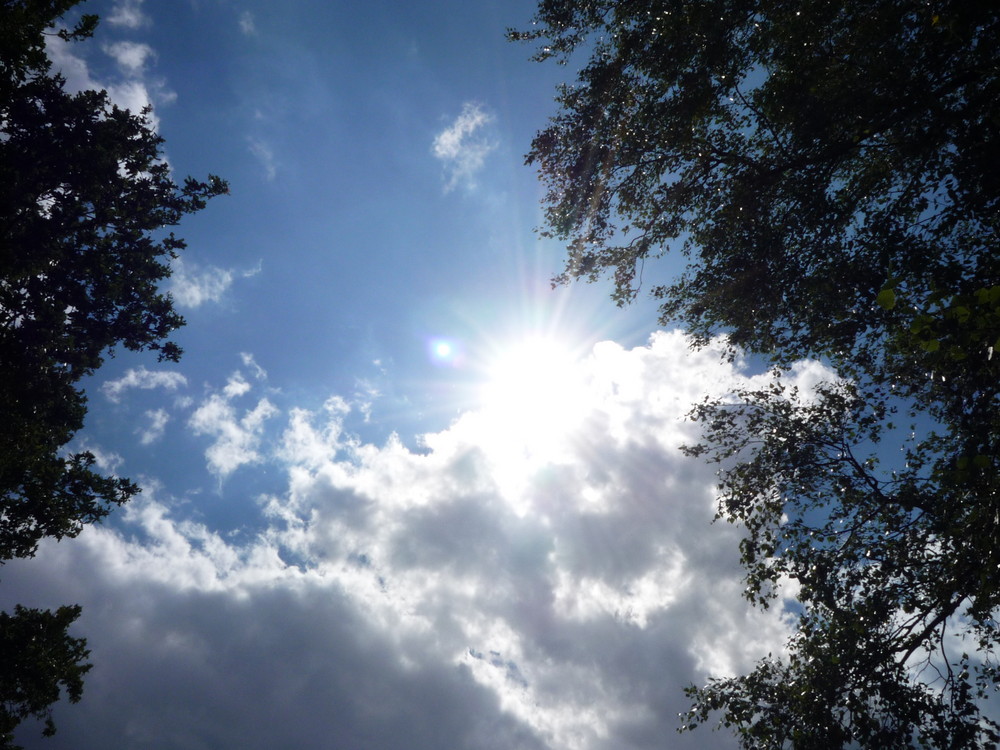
876, 288, 897, 310
951, 305, 971, 324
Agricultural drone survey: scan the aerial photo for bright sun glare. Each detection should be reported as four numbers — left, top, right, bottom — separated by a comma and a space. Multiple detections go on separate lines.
479, 335, 588, 453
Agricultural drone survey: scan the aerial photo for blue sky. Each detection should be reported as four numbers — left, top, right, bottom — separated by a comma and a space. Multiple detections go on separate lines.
3, 2, 823, 748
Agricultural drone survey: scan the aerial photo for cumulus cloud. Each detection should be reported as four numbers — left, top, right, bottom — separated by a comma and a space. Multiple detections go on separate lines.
73, 442, 125, 476
103, 41, 155, 75
102, 367, 187, 403
432, 102, 497, 192
169, 258, 262, 308
44, 35, 95, 94
4, 332, 838, 750
45, 18, 172, 131
107, 0, 150, 29
108, 79, 161, 121
189, 373, 279, 478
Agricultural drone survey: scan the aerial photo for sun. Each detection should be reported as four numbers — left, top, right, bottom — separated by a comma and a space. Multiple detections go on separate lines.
478, 334, 589, 455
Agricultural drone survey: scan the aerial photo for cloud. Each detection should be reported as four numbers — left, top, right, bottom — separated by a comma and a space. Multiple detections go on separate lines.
247, 137, 277, 180
107, 79, 159, 120
44, 35, 95, 94
45, 20, 173, 131
72, 442, 125, 476
102, 367, 188, 403
103, 41, 155, 75
138, 409, 171, 445
240, 352, 268, 381
188, 373, 279, 478
4, 332, 837, 750
238, 10, 257, 36
168, 258, 261, 308
107, 0, 150, 29
432, 102, 497, 192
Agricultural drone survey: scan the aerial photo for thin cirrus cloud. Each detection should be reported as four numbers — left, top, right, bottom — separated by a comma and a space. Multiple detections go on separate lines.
432, 102, 497, 192
4, 331, 828, 750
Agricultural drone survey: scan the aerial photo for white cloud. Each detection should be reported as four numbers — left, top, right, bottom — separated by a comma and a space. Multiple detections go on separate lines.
239, 10, 257, 36
169, 258, 261, 308
107, 0, 150, 29
45, 22, 171, 131
103, 41, 154, 75
432, 102, 497, 192
102, 367, 188, 403
73, 442, 125, 475
240, 352, 268, 381
4, 332, 839, 750
106, 78, 157, 119
223, 372, 252, 399
138, 408, 170, 445
189, 371, 279, 479
247, 137, 277, 180
44, 34, 94, 94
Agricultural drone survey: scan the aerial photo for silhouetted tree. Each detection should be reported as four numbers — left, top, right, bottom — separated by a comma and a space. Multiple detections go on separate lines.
513, 0, 1000, 745
0, 606, 89, 744
0, 1, 226, 744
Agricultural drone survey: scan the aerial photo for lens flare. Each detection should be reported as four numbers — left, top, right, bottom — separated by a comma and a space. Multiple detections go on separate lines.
428, 337, 462, 367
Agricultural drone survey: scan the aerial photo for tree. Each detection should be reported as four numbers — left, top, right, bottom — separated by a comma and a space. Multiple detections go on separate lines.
512, 0, 1000, 746
0, 606, 89, 744
0, 1, 226, 744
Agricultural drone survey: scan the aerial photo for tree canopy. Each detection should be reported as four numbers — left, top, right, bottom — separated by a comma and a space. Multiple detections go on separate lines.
0, 606, 89, 744
513, 0, 1000, 746
0, 1, 226, 744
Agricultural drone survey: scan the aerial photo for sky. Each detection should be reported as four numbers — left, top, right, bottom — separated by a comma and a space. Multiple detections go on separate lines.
3, 1, 825, 748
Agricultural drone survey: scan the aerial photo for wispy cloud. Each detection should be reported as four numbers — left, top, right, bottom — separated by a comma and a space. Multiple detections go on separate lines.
138, 408, 171, 445
168, 258, 262, 308
432, 102, 497, 192
247, 137, 277, 181
238, 10, 257, 36
102, 367, 188, 403
240, 352, 268, 381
